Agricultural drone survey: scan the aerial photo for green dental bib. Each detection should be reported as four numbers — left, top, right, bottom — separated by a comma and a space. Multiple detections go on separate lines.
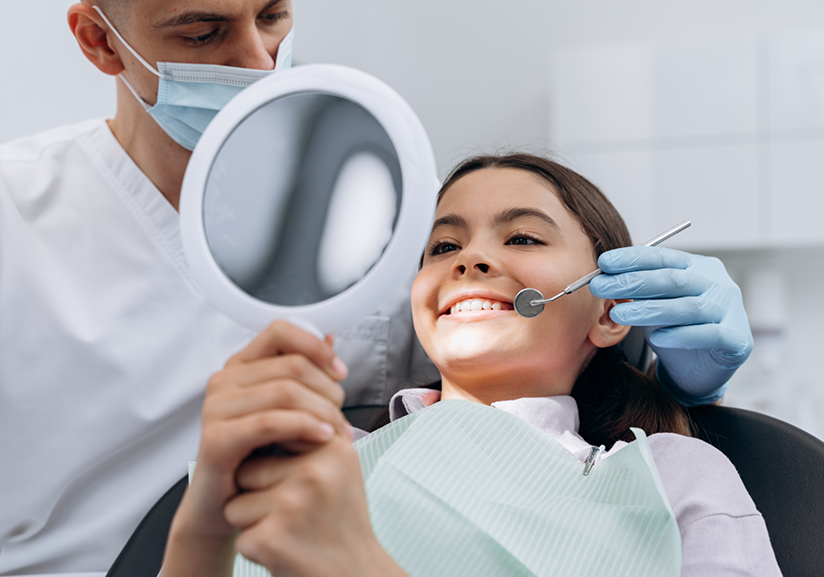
354, 400, 681, 577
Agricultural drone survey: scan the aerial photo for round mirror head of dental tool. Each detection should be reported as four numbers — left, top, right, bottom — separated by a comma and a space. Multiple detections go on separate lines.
514, 288, 545, 319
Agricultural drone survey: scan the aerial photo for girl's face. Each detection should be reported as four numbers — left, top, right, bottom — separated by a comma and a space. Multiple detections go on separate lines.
411, 168, 629, 404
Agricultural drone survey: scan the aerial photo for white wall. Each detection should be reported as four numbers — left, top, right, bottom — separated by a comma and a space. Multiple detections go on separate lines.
0, 1, 115, 144
3, 0, 824, 437
296, 0, 824, 175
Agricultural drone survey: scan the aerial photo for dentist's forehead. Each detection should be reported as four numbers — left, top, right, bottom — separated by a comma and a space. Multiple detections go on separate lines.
102, 0, 290, 26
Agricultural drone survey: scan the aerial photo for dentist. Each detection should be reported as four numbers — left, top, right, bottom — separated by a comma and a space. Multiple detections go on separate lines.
0, 0, 752, 574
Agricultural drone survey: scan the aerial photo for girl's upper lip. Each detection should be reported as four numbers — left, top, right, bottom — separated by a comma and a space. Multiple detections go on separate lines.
440, 290, 515, 315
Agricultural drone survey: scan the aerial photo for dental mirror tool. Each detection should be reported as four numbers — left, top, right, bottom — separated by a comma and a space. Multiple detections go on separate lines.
514, 220, 692, 319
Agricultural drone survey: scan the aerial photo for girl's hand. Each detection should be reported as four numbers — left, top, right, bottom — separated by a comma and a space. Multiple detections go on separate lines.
224, 437, 409, 577
161, 320, 351, 577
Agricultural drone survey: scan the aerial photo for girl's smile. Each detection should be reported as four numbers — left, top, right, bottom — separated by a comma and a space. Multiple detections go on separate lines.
411, 167, 627, 405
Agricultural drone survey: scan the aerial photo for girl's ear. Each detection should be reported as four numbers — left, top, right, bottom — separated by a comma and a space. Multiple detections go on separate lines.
588, 299, 632, 348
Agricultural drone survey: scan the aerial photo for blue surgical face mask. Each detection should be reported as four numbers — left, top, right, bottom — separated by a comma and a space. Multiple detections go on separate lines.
94, 6, 293, 150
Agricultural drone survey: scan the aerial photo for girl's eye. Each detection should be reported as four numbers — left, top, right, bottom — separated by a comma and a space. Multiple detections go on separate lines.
430, 241, 460, 255
182, 30, 219, 46
506, 234, 543, 246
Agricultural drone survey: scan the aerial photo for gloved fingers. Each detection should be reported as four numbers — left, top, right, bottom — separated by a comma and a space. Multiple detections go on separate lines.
609, 297, 724, 327
590, 269, 713, 300
649, 324, 754, 360
598, 246, 694, 275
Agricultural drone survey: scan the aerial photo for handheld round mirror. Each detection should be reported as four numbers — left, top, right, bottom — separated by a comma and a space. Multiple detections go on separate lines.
180, 65, 439, 336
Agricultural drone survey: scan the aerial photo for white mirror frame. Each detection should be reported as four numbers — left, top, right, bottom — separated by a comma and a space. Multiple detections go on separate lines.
180, 64, 439, 336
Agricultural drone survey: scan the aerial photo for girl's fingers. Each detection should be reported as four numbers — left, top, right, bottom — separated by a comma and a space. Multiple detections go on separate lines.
235, 455, 292, 492
224, 489, 271, 529
205, 378, 349, 437
199, 409, 335, 471
215, 354, 344, 395
226, 320, 348, 382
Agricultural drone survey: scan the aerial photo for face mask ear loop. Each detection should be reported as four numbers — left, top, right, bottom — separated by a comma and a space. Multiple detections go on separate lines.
92, 5, 162, 78
274, 27, 295, 71
117, 74, 153, 111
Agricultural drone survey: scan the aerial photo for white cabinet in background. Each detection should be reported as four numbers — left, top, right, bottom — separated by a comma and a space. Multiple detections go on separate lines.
565, 144, 760, 251
769, 32, 824, 133
548, 37, 759, 145
768, 139, 824, 245
548, 32, 824, 250
548, 44, 657, 144
563, 149, 658, 244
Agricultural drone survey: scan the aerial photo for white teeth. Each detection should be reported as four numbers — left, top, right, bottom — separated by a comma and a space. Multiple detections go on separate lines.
449, 298, 507, 314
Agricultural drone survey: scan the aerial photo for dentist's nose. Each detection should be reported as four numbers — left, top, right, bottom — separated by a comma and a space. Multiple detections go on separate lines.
228, 24, 285, 70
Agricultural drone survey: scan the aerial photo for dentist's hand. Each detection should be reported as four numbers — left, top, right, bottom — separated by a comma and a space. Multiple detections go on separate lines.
589, 247, 753, 406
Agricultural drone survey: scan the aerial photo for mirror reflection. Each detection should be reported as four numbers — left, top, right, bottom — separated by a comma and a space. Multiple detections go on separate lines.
203, 93, 402, 306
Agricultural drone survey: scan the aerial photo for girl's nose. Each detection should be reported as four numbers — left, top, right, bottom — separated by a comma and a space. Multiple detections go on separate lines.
457, 262, 490, 274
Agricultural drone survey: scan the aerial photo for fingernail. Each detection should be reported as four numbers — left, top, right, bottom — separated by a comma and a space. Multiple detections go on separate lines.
346, 424, 355, 442
332, 356, 348, 380
319, 423, 334, 440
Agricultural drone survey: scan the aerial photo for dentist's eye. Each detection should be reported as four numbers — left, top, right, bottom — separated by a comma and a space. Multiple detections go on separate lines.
261, 11, 290, 23
506, 233, 543, 246
181, 29, 219, 46
429, 241, 460, 255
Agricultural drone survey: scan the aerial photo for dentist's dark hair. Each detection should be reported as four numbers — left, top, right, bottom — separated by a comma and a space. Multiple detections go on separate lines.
94, 0, 130, 27
435, 153, 691, 448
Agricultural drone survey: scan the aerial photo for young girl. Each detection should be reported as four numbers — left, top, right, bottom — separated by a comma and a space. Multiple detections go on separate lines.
161, 154, 780, 577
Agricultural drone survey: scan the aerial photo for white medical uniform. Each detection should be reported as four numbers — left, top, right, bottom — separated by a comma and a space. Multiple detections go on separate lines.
0, 119, 437, 575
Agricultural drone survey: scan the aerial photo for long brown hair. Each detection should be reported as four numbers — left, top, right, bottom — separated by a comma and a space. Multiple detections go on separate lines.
437, 153, 691, 448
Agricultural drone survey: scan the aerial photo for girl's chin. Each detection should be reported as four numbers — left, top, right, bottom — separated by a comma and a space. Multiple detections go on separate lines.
434, 345, 518, 373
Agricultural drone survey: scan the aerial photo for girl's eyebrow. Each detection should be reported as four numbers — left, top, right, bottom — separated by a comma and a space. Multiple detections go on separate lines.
431, 213, 469, 232
493, 207, 560, 229
431, 208, 559, 233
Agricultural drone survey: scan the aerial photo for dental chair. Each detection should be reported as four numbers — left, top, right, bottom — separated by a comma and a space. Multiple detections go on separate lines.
105, 327, 824, 577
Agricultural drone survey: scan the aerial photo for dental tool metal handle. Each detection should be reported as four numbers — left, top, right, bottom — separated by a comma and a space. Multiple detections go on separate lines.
514, 220, 692, 318
534, 219, 693, 305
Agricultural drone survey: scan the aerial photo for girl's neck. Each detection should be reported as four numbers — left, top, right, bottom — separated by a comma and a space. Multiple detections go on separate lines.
439, 375, 575, 406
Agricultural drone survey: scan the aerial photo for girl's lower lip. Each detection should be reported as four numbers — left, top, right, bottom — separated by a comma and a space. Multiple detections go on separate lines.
440, 310, 514, 320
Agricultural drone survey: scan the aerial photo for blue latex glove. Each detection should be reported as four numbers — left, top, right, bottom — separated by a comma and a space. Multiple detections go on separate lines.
589, 246, 753, 406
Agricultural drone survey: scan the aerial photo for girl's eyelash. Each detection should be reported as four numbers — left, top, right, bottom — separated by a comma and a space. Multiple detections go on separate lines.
428, 240, 460, 255
428, 233, 542, 255
506, 232, 544, 245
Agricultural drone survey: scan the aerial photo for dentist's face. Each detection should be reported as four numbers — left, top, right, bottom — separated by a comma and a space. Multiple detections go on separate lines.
102, 0, 293, 104
411, 168, 608, 401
